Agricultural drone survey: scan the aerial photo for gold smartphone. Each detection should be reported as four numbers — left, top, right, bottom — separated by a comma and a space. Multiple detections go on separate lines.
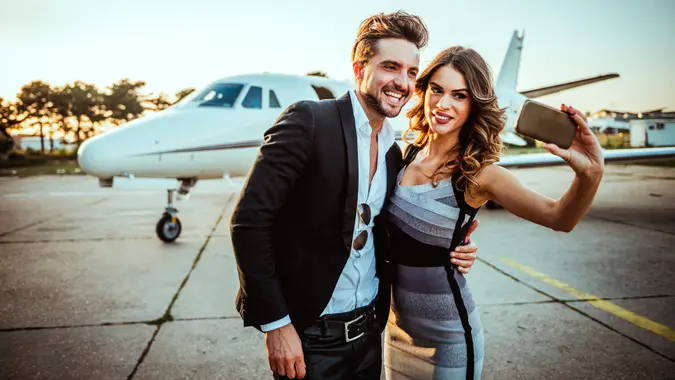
514, 100, 577, 149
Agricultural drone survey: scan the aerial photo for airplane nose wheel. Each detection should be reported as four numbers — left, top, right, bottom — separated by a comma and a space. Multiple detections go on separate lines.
156, 189, 182, 243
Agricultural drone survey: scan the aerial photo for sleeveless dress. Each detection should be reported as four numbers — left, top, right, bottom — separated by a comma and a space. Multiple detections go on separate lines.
383, 154, 485, 380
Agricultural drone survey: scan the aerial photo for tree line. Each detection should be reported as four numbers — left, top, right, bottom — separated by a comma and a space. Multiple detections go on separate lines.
0, 79, 195, 154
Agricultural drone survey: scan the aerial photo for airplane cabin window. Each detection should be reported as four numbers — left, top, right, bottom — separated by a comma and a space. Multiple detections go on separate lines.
193, 83, 244, 107
269, 90, 281, 108
242, 86, 262, 109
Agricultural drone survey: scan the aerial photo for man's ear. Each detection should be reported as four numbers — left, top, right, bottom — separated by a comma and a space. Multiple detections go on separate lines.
352, 61, 364, 82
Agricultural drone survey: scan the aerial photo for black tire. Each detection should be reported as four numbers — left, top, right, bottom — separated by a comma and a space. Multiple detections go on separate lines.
156, 214, 181, 243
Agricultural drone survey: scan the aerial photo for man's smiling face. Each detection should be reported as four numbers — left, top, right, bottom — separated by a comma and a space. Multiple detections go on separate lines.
355, 38, 420, 118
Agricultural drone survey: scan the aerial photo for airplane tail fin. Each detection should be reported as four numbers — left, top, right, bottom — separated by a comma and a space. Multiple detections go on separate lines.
496, 30, 524, 90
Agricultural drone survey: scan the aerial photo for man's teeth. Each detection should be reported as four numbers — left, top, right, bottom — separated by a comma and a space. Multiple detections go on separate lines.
385, 91, 402, 100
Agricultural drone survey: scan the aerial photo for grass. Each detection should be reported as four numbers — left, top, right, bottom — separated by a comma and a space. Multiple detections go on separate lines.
0, 160, 82, 177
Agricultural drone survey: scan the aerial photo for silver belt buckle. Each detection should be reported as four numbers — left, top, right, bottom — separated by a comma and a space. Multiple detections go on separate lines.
344, 313, 366, 342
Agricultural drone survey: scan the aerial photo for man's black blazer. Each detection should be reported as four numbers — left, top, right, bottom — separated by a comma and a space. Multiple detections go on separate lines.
230, 91, 402, 334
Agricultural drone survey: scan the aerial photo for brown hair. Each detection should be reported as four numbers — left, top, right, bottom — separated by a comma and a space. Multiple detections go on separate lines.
351, 10, 429, 65
403, 46, 506, 191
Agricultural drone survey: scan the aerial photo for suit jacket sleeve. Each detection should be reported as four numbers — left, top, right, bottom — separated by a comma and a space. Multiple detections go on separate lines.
230, 101, 315, 327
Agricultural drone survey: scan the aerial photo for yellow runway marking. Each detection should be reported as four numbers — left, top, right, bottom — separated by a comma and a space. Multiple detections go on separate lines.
499, 257, 675, 342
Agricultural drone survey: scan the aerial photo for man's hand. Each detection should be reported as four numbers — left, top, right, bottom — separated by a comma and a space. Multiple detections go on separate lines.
450, 220, 479, 274
266, 323, 306, 379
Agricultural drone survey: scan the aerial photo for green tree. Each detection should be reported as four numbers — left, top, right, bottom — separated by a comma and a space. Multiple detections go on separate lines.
49, 86, 74, 149
146, 87, 196, 112
17, 80, 52, 153
147, 92, 172, 111
306, 71, 329, 78
174, 88, 195, 103
58, 81, 106, 147
105, 79, 146, 125
0, 98, 27, 155
0, 97, 27, 133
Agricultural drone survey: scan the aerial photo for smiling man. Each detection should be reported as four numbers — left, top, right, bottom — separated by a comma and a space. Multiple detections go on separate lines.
230, 11, 480, 380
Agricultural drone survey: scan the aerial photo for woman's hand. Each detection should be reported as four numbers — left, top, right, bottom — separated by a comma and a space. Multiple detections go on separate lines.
450, 220, 479, 274
543, 104, 605, 177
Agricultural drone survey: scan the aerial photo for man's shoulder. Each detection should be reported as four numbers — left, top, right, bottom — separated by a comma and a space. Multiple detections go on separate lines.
280, 98, 339, 118
305, 97, 342, 116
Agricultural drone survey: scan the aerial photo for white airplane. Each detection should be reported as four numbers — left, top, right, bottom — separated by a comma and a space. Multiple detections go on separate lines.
76, 30, 675, 243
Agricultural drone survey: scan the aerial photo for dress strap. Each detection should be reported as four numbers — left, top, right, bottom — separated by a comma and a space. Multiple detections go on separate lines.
446, 170, 480, 380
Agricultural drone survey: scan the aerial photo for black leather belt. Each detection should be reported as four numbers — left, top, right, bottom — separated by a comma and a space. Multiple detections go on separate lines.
311, 303, 377, 343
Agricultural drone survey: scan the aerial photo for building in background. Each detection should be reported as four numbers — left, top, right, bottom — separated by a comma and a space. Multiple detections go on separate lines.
630, 119, 675, 147
588, 108, 675, 148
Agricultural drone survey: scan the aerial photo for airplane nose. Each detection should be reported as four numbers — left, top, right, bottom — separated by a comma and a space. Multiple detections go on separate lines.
77, 137, 105, 177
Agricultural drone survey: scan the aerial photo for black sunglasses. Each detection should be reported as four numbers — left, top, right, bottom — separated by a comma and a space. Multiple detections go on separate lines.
353, 203, 371, 251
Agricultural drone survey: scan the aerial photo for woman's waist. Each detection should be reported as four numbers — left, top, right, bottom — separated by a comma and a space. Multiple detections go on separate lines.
388, 224, 454, 267
393, 264, 468, 293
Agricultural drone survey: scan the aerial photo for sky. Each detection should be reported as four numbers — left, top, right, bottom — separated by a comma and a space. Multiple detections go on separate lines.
1, 0, 674, 113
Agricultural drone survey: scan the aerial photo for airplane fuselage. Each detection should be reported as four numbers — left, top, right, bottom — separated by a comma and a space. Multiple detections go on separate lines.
77, 74, 534, 182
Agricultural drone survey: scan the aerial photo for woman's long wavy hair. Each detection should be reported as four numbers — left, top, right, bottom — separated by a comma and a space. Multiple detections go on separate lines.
403, 46, 506, 192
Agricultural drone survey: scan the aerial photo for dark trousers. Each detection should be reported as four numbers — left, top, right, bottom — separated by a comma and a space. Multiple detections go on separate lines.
273, 304, 382, 380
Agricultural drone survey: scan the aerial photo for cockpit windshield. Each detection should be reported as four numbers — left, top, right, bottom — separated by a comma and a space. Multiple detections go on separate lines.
180, 83, 244, 108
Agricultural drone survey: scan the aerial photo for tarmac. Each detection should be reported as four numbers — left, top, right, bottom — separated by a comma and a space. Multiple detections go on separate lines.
0, 163, 674, 380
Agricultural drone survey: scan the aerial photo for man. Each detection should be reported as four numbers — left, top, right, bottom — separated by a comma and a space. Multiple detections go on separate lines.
230, 11, 479, 380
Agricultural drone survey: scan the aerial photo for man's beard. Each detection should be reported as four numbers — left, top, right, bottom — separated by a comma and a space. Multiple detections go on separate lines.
362, 86, 408, 118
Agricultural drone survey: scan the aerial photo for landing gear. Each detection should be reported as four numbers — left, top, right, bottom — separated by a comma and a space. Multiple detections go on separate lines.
156, 189, 182, 243
154, 178, 197, 243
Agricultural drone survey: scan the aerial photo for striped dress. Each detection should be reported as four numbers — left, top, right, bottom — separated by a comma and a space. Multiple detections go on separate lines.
383, 165, 484, 380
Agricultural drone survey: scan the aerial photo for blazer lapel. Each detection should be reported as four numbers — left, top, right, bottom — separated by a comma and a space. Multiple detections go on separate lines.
385, 142, 403, 199
336, 92, 358, 253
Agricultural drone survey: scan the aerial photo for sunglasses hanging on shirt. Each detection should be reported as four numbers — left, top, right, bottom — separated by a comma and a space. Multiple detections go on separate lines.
353, 203, 371, 251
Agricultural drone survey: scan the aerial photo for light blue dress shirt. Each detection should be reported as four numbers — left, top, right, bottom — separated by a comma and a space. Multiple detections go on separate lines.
261, 90, 395, 332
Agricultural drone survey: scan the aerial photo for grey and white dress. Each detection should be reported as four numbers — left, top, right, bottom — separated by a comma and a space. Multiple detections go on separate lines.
383, 164, 484, 380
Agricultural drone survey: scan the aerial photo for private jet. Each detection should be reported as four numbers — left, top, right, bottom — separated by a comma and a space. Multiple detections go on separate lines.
76, 31, 675, 243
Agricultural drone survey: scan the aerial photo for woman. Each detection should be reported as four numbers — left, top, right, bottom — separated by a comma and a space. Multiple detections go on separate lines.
383, 46, 604, 380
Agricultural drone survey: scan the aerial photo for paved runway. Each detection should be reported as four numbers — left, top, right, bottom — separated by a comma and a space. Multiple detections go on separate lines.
1, 164, 674, 379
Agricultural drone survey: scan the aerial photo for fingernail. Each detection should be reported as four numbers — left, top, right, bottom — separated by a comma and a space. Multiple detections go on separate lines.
451, 259, 457, 264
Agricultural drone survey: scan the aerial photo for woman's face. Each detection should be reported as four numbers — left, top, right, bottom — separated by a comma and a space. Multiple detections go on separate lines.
423, 64, 472, 137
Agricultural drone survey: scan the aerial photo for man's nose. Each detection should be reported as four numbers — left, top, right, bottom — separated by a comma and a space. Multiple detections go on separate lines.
393, 74, 409, 92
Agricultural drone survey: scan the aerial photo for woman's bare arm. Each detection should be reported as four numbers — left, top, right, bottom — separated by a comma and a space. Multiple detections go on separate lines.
469, 104, 604, 232
474, 164, 602, 232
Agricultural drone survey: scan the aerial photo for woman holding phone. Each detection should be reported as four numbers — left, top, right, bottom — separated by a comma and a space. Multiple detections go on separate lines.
383, 45, 604, 379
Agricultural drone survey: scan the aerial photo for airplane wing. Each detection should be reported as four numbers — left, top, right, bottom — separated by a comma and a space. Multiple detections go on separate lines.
497, 147, 675, 169
520, 73, 619, 98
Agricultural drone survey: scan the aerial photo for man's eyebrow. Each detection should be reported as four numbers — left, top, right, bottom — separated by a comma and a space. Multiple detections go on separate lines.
379, 60, 418, 73
379, 60, 401, 67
